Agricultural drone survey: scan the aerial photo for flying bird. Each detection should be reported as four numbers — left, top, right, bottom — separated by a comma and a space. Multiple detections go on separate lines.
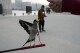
19, 19, 42, 47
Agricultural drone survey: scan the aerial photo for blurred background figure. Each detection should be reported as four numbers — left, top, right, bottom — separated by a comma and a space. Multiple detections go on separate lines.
46, 7, 50, 14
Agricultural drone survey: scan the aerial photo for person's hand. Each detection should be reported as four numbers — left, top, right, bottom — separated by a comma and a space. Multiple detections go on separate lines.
45, 15, 47, 17
47, 0, 62, 12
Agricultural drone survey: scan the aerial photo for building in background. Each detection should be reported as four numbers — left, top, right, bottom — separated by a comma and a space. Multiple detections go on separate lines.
22, 2, 31, 10
32, 3, 42, 11
11, 0, 48, 11
12, 0, 32, 10
0, 0, 48, 15
15, 0, 22, 10
0, 0, 12, 14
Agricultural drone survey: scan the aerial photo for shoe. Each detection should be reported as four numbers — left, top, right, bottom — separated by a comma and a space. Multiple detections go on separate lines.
42, 30, 45, 31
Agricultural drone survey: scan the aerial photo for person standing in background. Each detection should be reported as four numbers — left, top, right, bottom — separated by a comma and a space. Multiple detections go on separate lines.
38, 5, 47, 32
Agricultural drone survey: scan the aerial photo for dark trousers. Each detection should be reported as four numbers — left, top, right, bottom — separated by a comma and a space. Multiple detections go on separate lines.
39, 20, 45, 31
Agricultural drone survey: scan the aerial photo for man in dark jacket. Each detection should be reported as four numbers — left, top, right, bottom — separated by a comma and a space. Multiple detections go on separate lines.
38, 5, 46, 32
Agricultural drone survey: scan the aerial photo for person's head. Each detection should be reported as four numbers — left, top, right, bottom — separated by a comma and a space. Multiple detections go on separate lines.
41, 5, 45, 10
